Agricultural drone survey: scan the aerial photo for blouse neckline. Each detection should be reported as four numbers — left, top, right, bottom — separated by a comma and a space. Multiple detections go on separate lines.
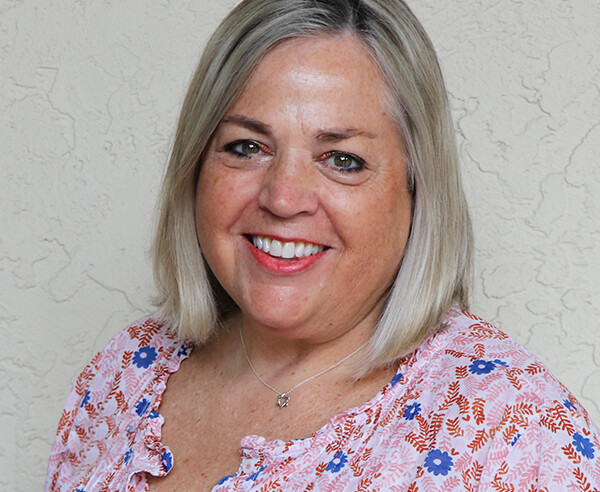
143, 315, 448, 483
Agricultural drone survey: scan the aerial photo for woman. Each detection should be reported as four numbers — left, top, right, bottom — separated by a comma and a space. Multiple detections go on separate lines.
46, 0, 600, 490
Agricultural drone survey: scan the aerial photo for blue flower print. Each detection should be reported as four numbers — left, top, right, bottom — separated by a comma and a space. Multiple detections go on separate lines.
403, 402, 422, 420
246, 465, 267, 481
424, 449, 454, 476
326, 450, 348, 473
511, 433, 521, 446
572, 432, 595, 459
468, 359, 496, 375
161, 450, 173, 473
493, 359, 509, 367
132, 346, 158, 369
149, 410, 160, 419
135, 398, 151, 417
564, 399, 577, 410
390, 372, 403, 387
124, 447, 133, 465
177, 345, 189, 357
80, 390, 91, 407
76, 488, 86, 492
217, 473, 236, 485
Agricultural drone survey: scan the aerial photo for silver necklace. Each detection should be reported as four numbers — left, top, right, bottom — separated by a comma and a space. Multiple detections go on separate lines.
239, 327, 369, 408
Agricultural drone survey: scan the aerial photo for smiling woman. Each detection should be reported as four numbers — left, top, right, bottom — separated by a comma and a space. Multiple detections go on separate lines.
195, 35, 412, 346
44, 0, 600, 491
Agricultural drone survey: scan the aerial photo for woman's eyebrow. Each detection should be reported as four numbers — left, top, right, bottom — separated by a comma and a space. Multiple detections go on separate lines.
221, 115, 272, 135
314, 128, 377, 143
220, 116, 377, 142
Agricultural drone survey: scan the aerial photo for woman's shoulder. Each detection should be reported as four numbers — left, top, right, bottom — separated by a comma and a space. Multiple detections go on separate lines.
374, 309, 600, 489
98, 315, 182, 359
423, 309, 582, 410
46, 316, 190, 491
401, 308, 600, 444
60, 315, 188, 414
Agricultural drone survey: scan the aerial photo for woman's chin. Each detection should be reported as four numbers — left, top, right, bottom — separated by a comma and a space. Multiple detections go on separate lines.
238, 291, 322, 336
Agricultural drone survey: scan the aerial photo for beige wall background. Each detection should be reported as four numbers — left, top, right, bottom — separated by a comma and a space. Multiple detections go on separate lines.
2, 0, 599, 490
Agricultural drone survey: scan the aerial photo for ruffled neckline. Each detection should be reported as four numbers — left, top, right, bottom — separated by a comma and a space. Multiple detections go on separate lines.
237, 322, 451, 461
140, 312, 455, 479
133, 328, 192, 480
238, 366, 404, 460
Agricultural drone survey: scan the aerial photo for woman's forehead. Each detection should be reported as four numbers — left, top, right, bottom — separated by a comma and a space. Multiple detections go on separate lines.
225, 34, 392, 131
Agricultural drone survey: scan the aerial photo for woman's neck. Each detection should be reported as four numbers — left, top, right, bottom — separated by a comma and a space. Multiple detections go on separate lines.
214, 311, 376, 394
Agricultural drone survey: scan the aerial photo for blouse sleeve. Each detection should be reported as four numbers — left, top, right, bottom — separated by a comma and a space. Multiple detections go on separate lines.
45, 346, 113, 490
482, 397, 600, 490
45, 317, 182, 492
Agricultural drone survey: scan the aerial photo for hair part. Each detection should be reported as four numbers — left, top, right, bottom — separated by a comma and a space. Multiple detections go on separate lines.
151, 0, 473, 375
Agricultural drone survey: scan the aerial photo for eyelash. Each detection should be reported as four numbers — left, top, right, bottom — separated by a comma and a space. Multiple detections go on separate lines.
319, 151, 365, 173
224, 139, 272, 159
223, 139, 366, 173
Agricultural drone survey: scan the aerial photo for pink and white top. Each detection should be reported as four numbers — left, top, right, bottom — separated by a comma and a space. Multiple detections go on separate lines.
46, 309, 600, 491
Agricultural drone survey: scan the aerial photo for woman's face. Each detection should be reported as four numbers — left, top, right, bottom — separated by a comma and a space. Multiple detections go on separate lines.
196, 34, 412, 341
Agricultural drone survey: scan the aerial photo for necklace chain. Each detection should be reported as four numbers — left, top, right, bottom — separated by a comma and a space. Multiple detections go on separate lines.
239, 327, 369, 408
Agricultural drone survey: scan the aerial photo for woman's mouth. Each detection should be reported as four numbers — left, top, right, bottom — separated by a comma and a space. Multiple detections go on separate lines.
248, 235, 326, 261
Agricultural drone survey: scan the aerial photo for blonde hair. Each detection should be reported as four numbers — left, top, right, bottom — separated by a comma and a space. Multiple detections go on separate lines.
152, 0, 473, 374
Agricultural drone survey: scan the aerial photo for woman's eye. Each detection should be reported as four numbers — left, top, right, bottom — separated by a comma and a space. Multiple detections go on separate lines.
321, 151, 365, 172
224, 139, 268, 158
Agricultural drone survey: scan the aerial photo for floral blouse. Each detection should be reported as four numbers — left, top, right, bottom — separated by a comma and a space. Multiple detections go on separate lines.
46, 310, 600, 491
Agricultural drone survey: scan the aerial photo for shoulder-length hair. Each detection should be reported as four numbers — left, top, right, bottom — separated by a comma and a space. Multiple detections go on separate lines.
152, 0, 473, 374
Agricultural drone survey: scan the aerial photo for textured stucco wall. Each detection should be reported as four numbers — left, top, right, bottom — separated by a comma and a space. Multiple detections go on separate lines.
2, 1, 599, 490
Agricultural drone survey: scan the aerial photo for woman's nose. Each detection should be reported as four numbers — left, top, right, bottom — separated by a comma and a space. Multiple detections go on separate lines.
257, 151, 319, 218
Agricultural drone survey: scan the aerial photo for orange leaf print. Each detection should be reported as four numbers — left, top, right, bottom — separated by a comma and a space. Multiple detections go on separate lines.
548, 405, 576, 434
573, 467, 596, 492
121, 351, 132, 369
446, 418, 464, 438
525, 362, 543, 375
562, 444, 582, 465
474, 343, 486, 358
467, 429, 489, 453
356, 477, 374, 492
473, 398, 486, 425
540, 415, 560, 433
455, 365, 468, 379
491, 479, 515, 492
115, 391, 127, 412
501, 424, 519, 446
458, 394, 470, 415
505, 369, 522, 390
351, 460, 363, 477
439, 381, 460, 411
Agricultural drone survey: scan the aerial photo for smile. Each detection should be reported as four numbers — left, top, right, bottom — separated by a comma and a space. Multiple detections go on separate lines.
249, 235, 326, 259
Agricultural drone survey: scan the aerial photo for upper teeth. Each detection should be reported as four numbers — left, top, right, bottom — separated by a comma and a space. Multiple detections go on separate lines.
252, 235, 324, 259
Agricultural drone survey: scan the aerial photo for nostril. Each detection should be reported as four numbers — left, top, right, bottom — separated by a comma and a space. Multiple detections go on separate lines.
256, 159, 320, 218
257, 185, 319, 218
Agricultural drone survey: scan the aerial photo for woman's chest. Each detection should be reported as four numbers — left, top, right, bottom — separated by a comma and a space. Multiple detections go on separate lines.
144, 386, 349, 490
